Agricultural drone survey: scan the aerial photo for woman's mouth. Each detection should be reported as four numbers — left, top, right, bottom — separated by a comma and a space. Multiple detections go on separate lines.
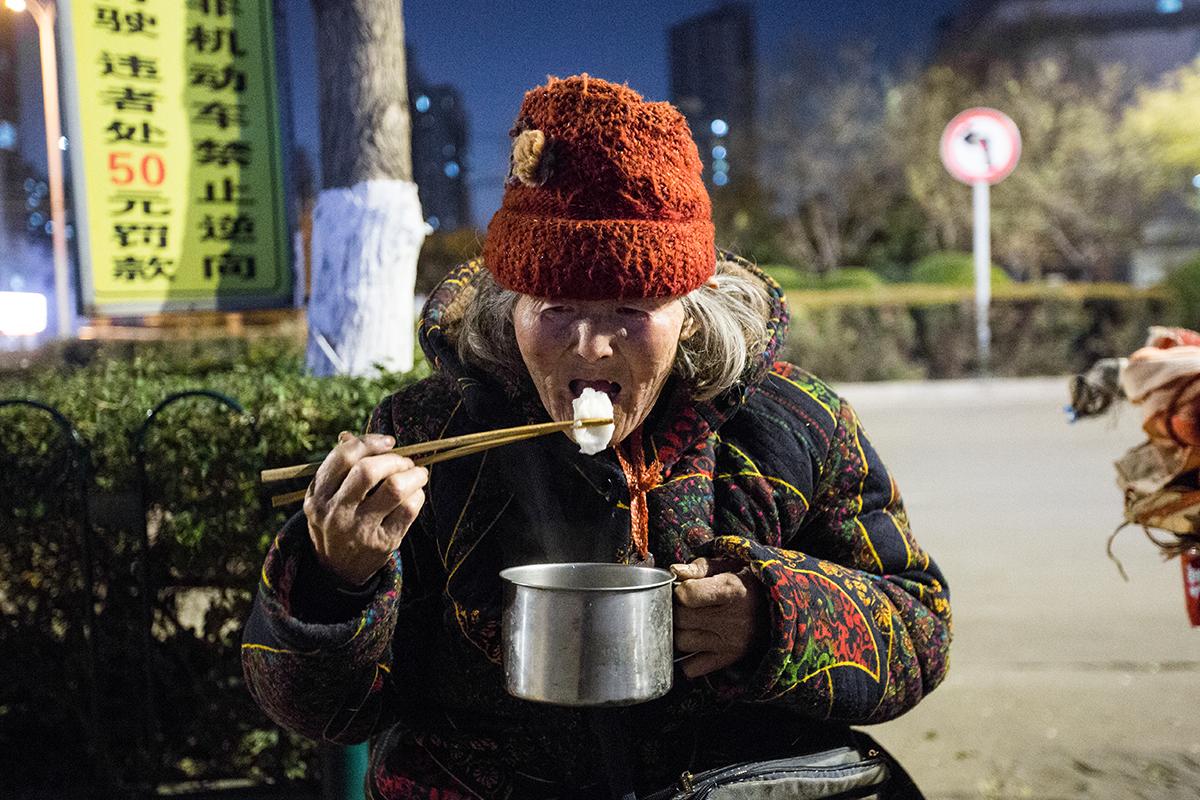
569, 379, 621, 401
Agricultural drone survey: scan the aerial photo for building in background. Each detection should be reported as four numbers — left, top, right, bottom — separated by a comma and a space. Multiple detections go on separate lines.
936, 0, 1200, 80
668, 2, 756, 189
937, 0, 1200, 285
0, 11, 56, 294
408, 54, 471, 232
0, 10, 29, 245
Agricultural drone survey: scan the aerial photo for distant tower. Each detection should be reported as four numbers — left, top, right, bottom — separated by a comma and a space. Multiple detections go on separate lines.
668, 2, 757, 189
408, 54, 471, 232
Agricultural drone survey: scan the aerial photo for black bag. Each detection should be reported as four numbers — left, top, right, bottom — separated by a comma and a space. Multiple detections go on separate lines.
639, 731, 925, 800
641, 743, 890, 800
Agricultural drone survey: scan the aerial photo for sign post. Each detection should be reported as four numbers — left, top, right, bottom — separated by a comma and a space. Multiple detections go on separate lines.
973, 180, 990, 367
940, 107, 1021, 374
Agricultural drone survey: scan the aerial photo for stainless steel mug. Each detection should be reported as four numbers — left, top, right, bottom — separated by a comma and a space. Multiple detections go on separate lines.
499, 562, 675, 706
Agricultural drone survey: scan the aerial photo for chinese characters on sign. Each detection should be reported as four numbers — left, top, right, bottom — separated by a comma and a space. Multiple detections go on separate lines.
63, 0, 289, 313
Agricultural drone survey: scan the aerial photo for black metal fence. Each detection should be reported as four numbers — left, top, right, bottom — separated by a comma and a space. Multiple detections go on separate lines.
0, 391, 325, 799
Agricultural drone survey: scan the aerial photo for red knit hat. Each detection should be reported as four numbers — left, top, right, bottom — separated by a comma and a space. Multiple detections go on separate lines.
483, 75, 715, 300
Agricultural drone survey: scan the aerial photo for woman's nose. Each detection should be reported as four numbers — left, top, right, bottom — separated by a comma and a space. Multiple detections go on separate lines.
574, 320, 615, 362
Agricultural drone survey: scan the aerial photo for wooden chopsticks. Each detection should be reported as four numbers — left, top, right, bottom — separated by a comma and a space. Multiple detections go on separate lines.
263, 417, 613, 508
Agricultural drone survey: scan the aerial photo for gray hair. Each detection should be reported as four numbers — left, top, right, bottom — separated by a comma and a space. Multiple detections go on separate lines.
456, 258, 773, 401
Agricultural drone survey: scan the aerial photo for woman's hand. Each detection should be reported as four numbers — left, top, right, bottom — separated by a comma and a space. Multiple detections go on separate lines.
671, 557, 767, 679
303, 431, 429, 587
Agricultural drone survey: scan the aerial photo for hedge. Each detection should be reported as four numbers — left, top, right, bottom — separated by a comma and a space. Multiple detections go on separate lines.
1165, 255, 1200, 329
909, 250, 1010, 287
0, 337, 423, 794
780, 283, 1178, 381
759, 265, 884, 292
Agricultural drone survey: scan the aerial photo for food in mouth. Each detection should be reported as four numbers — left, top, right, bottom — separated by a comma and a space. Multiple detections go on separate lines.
569, 379, 620, 400
571, 387, 616, 455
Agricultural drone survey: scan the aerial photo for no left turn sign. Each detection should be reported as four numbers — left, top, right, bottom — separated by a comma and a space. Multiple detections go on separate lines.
940, 107, 1021, 186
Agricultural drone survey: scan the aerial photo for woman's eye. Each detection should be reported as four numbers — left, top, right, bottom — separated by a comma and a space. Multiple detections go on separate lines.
617, 307, 649, 318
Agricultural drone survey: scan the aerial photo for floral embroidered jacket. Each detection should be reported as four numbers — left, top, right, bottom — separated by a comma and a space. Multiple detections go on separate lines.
242, 259, 952, 799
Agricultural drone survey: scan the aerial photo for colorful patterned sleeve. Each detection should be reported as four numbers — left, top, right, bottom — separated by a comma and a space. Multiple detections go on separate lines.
241, 513, 405, 743
241, 382, 450, 744
708, 368, 952, 724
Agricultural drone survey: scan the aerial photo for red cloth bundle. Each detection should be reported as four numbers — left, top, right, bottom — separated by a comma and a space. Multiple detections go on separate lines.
1121, 327, 1200, 447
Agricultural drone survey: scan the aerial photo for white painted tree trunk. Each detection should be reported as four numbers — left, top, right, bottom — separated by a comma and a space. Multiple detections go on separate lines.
305, 179, 425, 376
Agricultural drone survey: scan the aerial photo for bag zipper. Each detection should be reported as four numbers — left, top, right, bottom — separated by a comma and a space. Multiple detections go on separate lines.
672, 749, 887, 797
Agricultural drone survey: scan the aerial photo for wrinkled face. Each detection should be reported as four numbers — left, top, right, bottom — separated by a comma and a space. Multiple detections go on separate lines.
513, 295, 687, 448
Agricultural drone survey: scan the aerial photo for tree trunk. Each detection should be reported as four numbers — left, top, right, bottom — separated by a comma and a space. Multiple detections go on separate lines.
306, 0, 424, 376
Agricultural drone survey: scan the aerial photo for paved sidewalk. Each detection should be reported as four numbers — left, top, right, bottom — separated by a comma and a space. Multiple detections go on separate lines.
836, 377, 1200, 800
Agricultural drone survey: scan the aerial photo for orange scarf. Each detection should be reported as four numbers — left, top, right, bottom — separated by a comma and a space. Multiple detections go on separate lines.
615, 428, 663, 560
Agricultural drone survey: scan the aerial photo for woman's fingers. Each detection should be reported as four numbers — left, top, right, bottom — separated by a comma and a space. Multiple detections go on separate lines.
671, 566, 766, 679
311, 432, 396, 502
358, 466, 428, 523
335, 452, 420, 508
669, 557, 741, 582
674, 601, 747, 629
675, 603, 752, 643
673, 571, 747, 608
669, 558, 710, 581
679, 651, 726, 679
303, 432, 430, 587
380, 487, 426, 536
673, 625, 726, 654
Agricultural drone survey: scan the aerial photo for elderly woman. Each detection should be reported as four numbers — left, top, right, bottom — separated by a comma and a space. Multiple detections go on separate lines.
243, 76, 950, 799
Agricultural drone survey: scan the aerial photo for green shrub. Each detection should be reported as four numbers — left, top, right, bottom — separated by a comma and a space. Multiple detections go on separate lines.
783, 304, 924, 382
910, 251, 1011, 287
822, 268, 884, 290
0, 337, 423, 792
1163, 255, 1200, 329
760, 265, 884, 293
760, 264, 817, 293
783, 283, 1176, 380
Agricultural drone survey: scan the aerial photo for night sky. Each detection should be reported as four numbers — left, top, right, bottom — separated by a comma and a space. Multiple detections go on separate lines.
285, 0, 966, 226
8, 2, 966, 229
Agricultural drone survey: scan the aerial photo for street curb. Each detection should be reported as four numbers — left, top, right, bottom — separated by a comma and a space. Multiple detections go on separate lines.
834, 376, 1072, 407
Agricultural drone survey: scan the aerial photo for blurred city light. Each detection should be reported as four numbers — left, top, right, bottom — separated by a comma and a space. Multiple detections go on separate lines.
0, 292, 48, 336
0, 121, 15, 150
713, 171, 729, 186
443, 160, 460, 178
1157, 0, 1183, 13
4, 0, 27, 12
58, 135, 67, 150
1192, 174, 1200, 189
710, 118, 728, 136
712, 145, 727, 159
415, 94, 431, 112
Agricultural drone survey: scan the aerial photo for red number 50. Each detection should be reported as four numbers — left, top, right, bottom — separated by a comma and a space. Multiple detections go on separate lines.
109, 152, 166, 186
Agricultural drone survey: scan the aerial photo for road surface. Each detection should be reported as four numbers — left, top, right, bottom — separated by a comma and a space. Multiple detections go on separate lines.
839, 377, 1200, 800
